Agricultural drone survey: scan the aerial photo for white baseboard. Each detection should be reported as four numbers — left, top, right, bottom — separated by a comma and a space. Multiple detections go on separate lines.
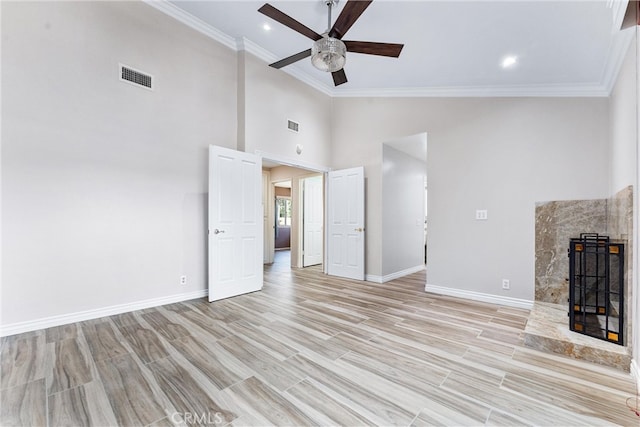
366, 265, 425, 284
632, 359, 640, 394
0, 289, 208, 337
365, 274, 383, 283
425, 284, 534, 310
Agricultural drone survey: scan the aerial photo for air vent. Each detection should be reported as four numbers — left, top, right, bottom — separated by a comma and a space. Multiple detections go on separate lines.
287, 120, 299, 133
119, 64, 153, 90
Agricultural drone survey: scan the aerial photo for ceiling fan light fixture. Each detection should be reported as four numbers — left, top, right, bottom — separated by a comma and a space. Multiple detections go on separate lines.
311, 36, 346, 72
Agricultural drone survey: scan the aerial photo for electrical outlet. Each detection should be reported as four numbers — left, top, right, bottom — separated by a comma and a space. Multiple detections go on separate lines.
180, 275, 187, 286
476, 210, 488, 220
502, 279, 510, 290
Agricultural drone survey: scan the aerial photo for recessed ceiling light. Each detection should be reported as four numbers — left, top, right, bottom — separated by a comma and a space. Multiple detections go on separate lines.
262, 23, 271, 31
502, 56, 518, 69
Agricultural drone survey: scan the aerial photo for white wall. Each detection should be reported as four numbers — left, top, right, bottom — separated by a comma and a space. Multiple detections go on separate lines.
1, 1, 237, 328
610, 35, 638, 194
1, 0, 630, 336
609, 30, 638, 364
382, 145, 425, 277
608, 26, 638, 383
241, 52, 331, 166
331, 98, 610, 301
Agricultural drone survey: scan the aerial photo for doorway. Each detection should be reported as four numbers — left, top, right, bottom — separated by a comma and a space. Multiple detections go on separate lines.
262, 161, 325, 271
381, 133, 427, 281
210, 145, 365, 302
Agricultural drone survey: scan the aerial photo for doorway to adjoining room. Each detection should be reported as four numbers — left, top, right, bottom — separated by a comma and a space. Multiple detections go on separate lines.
262, 162, 324, 272
381, 132, 427, 281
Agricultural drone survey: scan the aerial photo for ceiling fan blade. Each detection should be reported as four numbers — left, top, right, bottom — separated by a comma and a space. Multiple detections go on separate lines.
258, 4, 322, 41
344, 41, 404, 57
269, 49, 312, 69
328, 0, 373, 39
332, 69, 348, 86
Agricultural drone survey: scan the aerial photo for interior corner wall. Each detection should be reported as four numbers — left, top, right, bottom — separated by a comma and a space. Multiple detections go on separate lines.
331, 97, 609, 301
241, 53, 331, 166
610, 28, 639, 370
382, 145, 425, 277
1, 1, 237, 329
610, 34, 638, 195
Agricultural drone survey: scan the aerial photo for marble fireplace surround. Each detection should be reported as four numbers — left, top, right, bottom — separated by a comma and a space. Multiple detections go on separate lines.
526, 186, 633, 370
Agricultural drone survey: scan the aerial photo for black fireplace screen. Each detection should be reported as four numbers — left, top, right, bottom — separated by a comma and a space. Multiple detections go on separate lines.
569, 233, 624, 345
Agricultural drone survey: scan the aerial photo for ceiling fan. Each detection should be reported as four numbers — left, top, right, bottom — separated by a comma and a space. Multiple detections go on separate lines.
258, 0, 404, 86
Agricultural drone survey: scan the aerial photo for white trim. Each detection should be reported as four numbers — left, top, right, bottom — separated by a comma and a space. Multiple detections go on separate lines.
142, 0, 236, 50
145, 0, 625, 99
239, 38, 332, 97
633, 359, 640, 394
332, 84, 611, 98
610, 0, 630, 30
602, 27, 635, 94
366, 265, 425, 283
425, 284, 534, 310
256, 150, 331, 173
237, 37, 273, 64
0, 290, 208, 337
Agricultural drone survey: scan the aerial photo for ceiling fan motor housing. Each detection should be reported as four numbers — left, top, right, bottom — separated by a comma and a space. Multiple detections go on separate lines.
311, 36, 347, 72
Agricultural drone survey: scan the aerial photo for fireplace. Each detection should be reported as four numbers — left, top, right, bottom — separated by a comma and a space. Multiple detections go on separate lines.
568, 233, 624, 345
527, 188, 633, 370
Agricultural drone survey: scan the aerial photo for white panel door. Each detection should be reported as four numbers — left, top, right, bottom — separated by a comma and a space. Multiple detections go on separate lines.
327, 167, 364, 280
208, 145, 263, 302
303, 175, 323, 267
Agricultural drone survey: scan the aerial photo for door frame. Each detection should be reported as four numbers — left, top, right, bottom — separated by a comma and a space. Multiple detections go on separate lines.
257, 151, 330, 272
262, 170, 274, 264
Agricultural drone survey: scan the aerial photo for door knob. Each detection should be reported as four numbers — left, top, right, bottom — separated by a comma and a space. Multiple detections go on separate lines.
213, 229, 225, 235
354, 227, 364, 232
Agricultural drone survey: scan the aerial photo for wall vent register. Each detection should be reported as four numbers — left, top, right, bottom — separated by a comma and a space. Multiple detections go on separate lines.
568, 233, 624, 345
120, 64, 153, 90
287, 120, 299, 133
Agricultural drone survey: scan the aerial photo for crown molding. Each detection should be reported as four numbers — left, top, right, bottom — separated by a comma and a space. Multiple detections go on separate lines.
602, 26, 635, 94
236, 37, 272, 63
142, 0, 236, 50
238, 38, 333, 96
609, 0, 630, 30
144, 0, 332, 95
330, 84, 611, 98
145, 0, 630, 99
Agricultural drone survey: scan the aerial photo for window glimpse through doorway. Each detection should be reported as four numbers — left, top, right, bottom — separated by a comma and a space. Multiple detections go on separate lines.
276, 197, 292, 227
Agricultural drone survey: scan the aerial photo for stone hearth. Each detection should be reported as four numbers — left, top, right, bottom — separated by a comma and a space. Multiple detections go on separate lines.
524, 302, 631, 371
528, 186, 633, 371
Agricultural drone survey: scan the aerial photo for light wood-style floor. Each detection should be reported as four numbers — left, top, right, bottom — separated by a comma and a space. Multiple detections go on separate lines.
1, 253, 638, 426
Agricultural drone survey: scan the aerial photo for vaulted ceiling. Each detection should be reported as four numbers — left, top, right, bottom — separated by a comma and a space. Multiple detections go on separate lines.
152, 0, 635, 97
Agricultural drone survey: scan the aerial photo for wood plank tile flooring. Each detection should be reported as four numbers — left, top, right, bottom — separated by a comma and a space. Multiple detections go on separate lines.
1, 259, 638, 426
